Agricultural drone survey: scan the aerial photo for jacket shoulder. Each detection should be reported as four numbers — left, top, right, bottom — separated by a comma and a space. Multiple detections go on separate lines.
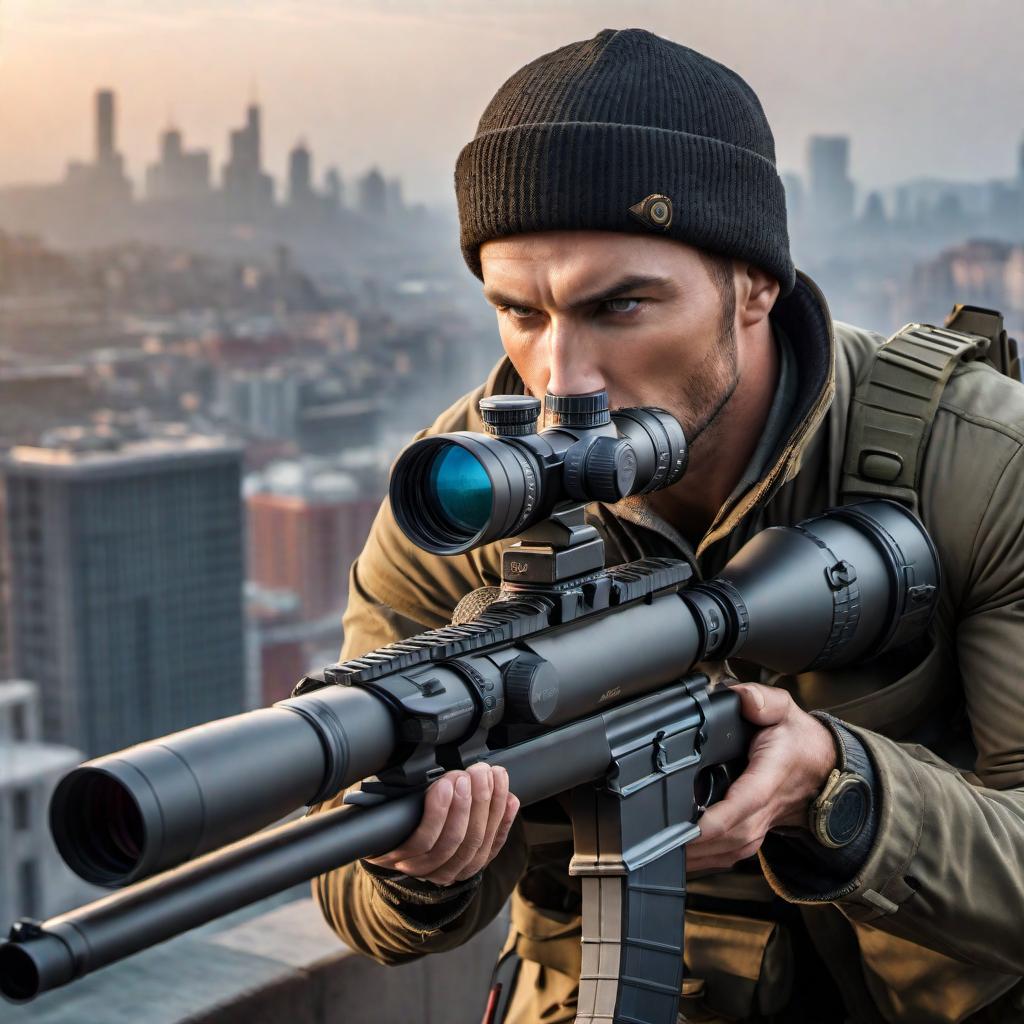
939, 360, 1024, 445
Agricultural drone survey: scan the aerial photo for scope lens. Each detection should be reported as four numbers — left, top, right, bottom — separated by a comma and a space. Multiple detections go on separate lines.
429, 444, 492, 532
51, 771, 146, 886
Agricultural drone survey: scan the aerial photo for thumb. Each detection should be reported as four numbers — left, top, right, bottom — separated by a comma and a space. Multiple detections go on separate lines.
731, 683, 790, 726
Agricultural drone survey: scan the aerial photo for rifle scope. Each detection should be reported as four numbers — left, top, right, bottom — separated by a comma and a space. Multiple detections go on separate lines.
389, 391, 688, 554
45, 500, 938, 894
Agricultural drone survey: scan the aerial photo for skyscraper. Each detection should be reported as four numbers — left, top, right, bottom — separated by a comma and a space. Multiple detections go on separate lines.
95, 90, 115, 168
806, 135, 855, 228
145, 125, 212, 201
324, 167, 344, 211
356, 167, 387, 219
288, 140, 314, 208
63, 88, 132, 204
222, 103, 274, 220
0, 429, 246, 757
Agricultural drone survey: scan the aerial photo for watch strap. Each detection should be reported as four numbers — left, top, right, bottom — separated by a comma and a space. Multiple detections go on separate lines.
809, 712, 878, 858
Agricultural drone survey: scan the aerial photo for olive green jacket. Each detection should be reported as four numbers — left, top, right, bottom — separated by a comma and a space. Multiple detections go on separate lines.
311, 272, 1024, 1024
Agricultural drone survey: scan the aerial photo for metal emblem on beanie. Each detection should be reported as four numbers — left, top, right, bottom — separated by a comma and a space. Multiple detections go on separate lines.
628, 194, 673, 231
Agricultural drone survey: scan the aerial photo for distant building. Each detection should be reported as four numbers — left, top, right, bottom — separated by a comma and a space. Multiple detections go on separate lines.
246, 461, 377, 621
780, 172, 804, 225
0, 680, 95, 926
861, 190, 888, 229
0, 427, 246, 756
905, 239, 1016, 325
288, 140, 314, 209
145, 125, 212, 201
806, 135, 855, 228
1004, 245, 1024, 314
215, 364, 305, 438
63, 89, 132, 206
385, 176, 404, 217
222, 103, 274, 221
96, 90, 115, 168
356, 167, 388, 219
244, 583, 307, 706
324, 167, 344, 211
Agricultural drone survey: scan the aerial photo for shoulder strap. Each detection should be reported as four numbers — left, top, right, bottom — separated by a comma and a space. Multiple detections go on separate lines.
944, 303, 1021, 381
840, 322, 990, 511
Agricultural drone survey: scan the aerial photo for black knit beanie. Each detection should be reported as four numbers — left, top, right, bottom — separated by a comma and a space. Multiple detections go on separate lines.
455, 28, 795, 296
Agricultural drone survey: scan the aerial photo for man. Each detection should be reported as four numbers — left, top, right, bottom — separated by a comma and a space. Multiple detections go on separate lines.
310, 29, 1024, 1023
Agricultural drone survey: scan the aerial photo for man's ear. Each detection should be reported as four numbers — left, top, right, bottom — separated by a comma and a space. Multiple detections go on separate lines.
737, 264, 780, 328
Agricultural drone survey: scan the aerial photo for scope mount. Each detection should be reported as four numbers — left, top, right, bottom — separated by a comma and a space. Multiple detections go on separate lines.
498, 503, 609, 620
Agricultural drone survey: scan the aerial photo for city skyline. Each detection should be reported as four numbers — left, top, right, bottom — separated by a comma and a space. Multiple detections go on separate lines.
2, 1, 1024, 206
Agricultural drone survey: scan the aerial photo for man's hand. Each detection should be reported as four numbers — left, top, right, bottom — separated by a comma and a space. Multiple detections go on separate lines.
365, 763, 520, 886
687, 683, 836, 874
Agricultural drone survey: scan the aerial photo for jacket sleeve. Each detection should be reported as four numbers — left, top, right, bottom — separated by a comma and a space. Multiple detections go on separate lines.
308, 501, 525, 964
760, 443, 1024, 976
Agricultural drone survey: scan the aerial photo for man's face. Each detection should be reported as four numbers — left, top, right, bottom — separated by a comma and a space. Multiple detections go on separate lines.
479, 231, 738, 448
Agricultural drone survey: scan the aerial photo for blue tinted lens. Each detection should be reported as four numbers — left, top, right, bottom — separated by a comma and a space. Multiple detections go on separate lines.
429, 445, 492, 533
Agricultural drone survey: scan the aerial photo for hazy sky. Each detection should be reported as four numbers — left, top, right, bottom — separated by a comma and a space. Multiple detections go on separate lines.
1, 0, 1022, 206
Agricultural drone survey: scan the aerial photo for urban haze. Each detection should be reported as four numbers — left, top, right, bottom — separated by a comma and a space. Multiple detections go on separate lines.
1, 3, 1023, 1020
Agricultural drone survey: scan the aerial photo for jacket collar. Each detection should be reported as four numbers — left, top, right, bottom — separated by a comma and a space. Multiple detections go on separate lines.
694, 269, 835, 555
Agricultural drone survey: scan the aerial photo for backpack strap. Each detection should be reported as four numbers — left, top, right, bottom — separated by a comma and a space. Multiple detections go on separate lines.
840, 322, 990, 511
944, 303, 1021, 382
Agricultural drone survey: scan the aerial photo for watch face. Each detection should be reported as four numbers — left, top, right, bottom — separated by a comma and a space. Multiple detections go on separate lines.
826, 780, 869, 846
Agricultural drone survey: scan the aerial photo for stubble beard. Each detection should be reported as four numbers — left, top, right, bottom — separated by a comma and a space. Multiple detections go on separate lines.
674, 313, 739, 451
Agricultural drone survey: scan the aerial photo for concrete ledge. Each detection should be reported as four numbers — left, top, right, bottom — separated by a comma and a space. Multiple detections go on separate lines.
8, 893, 507, 1024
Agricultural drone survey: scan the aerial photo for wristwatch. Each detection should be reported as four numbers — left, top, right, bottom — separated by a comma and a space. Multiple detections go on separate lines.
808, 713, 873, 849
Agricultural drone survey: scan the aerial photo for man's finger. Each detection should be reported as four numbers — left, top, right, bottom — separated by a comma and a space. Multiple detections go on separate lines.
430, 763, 496, 884
393, 771, 473, 877
691, 764, 778, 849
731, 683, 792, 727
454, 765, 510, 881
366, 775, 455, 867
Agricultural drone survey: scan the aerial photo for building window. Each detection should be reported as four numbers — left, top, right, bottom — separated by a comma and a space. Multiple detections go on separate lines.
13, 788, 30, 831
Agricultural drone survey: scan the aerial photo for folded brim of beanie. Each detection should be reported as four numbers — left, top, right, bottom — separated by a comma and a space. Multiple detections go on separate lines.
455, 121, 796, 296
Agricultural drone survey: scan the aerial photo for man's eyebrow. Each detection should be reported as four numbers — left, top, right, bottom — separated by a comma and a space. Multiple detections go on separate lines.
483, 274, 673, 310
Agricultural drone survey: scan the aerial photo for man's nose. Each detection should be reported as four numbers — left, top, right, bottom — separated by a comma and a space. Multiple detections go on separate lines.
544, 317, 605, 397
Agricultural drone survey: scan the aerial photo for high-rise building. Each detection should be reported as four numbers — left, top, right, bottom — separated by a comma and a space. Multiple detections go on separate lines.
806, 135, 855, 228
288, 140, 314, 208
222, 103, 274, 221
246, 462, 377, 621
0, 680, 95, 927
63, 88, 132, 205
356, 167, 388, 219
861, 190, 888, 229
324, 167, 344, 211
0, 429, 246, 757
145, 125, 212, 201
214, 364, 305, 439
95, 90, 115, 167
385, 176, 404, 217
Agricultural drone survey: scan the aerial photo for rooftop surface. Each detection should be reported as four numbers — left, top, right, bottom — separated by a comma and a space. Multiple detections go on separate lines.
4, 892, 505, 1023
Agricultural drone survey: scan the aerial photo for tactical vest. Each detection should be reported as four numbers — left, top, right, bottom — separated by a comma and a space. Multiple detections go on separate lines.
840, 304, 1021, 511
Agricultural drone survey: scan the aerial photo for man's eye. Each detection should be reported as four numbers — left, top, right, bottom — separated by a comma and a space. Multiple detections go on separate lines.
500, 305, 537, 319
604, 298, 641, 314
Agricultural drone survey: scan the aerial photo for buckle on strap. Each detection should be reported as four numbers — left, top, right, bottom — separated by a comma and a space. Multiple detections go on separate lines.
840, 323, 989, 509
